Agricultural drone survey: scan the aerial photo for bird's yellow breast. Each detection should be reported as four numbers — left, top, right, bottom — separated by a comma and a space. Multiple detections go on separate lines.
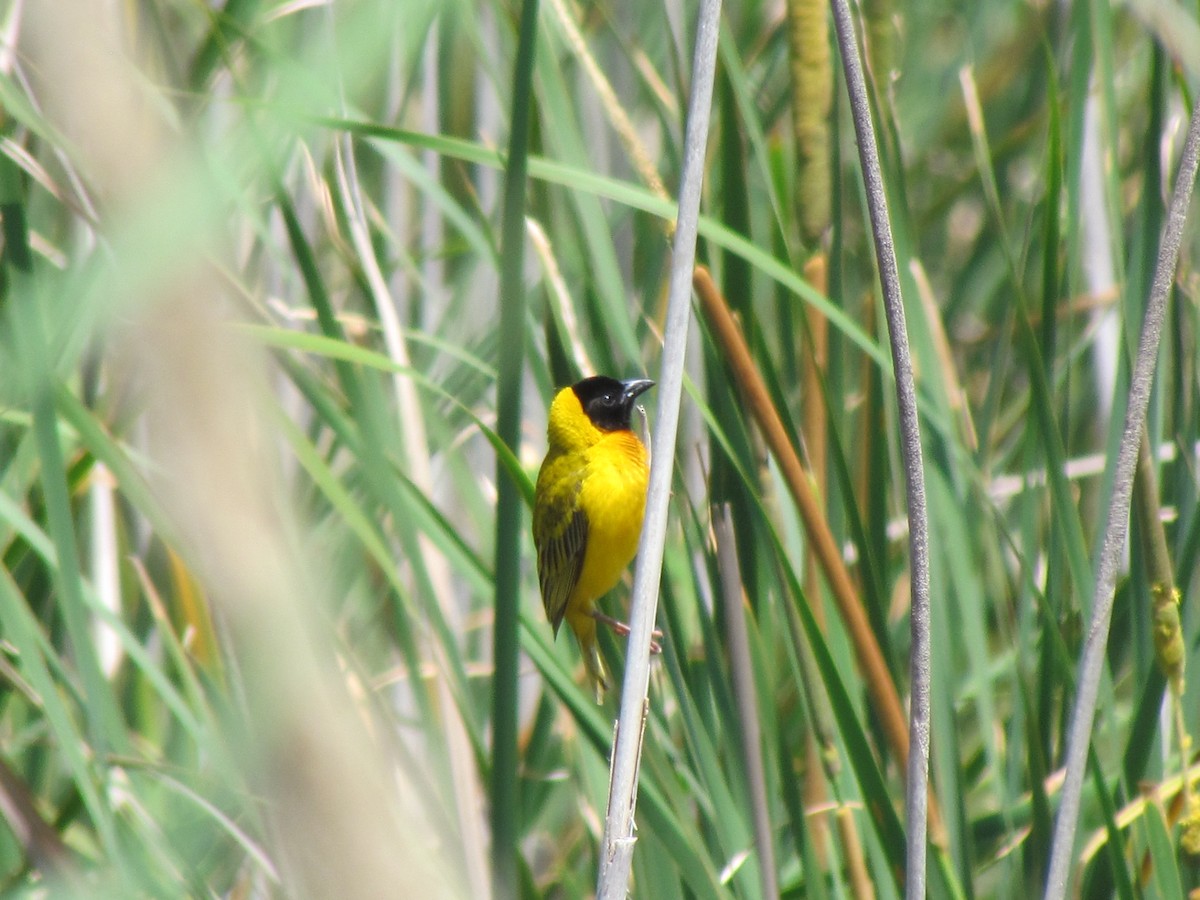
572, 430, 649, 605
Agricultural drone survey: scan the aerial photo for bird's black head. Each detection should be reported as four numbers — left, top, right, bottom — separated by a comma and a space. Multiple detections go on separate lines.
572, 376, 655, 432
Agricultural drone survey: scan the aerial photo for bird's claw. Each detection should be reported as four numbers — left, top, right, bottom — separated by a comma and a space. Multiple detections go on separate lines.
591, 611, 663, 654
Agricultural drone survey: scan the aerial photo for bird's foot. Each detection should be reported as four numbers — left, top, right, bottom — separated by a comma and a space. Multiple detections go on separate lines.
591, 611, 662, 654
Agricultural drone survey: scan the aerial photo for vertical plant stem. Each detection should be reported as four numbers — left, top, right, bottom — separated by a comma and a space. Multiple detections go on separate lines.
1043, 91, 1200, 900
713, 504, 779, 900
492, 0, 540, 895
595, 0, 722, 894
828, 1, 933, 895
546, 0, 668, 203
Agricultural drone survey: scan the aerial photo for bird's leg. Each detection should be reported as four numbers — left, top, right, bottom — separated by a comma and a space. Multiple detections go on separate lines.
591, 610, 662, 655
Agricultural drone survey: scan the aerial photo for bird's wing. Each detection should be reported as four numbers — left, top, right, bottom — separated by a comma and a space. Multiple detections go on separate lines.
534, 485, 589, 636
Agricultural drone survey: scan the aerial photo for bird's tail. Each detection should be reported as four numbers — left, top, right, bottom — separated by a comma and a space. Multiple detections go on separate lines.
571, 614, 609, 703
582, 640, 609, 703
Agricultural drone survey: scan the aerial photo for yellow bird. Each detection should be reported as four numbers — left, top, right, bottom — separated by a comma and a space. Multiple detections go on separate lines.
533, 376, 654, 700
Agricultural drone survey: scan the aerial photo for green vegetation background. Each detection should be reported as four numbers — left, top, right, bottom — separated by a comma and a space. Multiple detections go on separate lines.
0, 0, 1197, 897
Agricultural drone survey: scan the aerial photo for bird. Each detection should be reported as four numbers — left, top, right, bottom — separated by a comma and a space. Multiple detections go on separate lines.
533, 375, 655, 701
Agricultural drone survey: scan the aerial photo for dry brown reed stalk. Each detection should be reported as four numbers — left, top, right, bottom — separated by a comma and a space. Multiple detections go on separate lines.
694, 264, 905, 758
0, 757, 75, 884
693, 263, 947, 845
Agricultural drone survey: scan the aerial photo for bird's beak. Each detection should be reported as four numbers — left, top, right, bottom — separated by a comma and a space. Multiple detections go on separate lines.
621, 379, 655, 404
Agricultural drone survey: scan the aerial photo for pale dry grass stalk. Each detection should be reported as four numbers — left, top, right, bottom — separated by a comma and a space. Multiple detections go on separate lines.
24, 3, 465, 895
528, 217, 596, 374
547, 0, 669, 205
909, 259, 978, 451
333, 131, 490, 898
138, 298, 464, 899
